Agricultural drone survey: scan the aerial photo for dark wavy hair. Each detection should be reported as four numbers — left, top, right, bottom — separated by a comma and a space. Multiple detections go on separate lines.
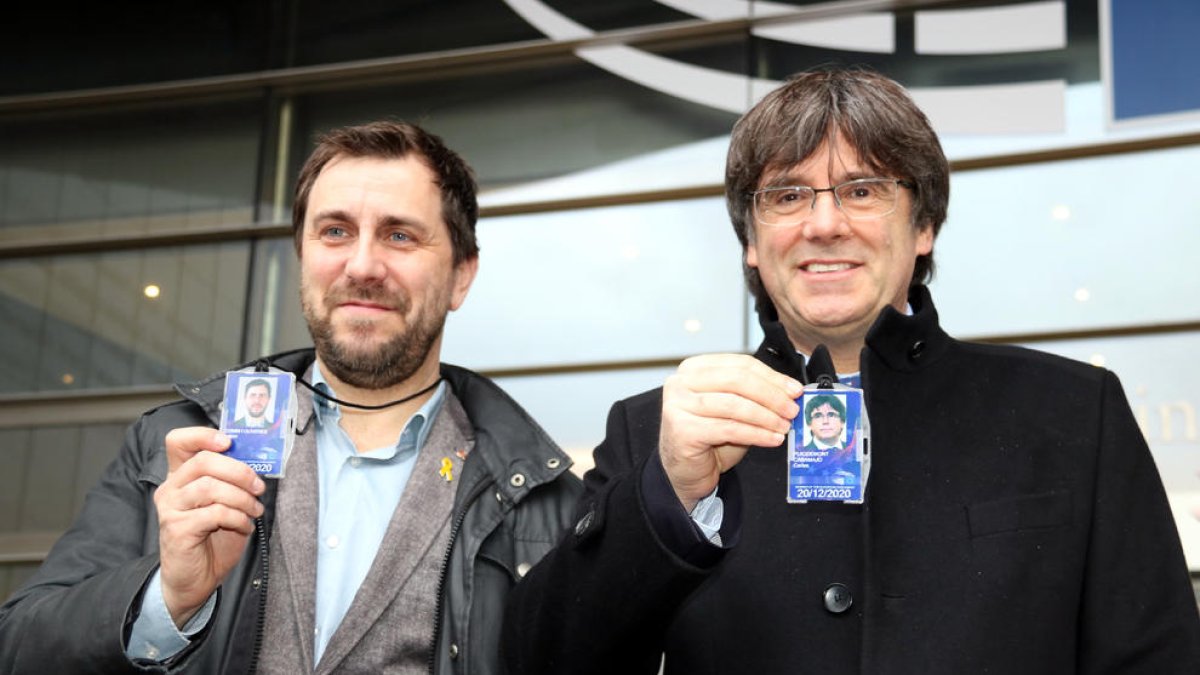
804, 394, 846, 425
726, 67, 949, 318
292, 120, 479, 264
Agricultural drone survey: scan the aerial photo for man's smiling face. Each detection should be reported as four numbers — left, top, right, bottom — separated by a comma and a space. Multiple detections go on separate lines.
746, 133, 933, 354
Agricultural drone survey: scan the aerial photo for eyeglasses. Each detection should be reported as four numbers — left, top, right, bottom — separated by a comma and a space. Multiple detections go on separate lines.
752, 178, 913, 225
810, 411, 842, 421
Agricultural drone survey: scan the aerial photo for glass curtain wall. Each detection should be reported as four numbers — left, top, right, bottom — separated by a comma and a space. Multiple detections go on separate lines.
2, 1, 1199, 601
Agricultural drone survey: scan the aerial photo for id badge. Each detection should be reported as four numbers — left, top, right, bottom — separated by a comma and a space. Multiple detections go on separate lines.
786, 382, 871, 504
219, 369, 298, 477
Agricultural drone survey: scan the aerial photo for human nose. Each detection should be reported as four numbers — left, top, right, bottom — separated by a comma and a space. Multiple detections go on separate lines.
344, 237, 387, 282
801, 189, 850, 241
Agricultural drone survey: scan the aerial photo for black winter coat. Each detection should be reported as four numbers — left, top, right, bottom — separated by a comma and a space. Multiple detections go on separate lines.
503, 287, 1200, 675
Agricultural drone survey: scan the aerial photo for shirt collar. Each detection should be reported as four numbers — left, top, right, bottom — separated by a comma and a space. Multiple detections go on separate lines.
310, 362, 448, 456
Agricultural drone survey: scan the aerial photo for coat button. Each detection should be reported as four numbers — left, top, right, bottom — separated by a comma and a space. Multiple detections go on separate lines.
546, 458, 561, 469
449, 643, 459, 660
823, 583, 853, 614
510, 473, 526, 488
251, 577, 262, 590
517, 562, 532, 577
574, 509, 595, 536
908, 340, 926, 359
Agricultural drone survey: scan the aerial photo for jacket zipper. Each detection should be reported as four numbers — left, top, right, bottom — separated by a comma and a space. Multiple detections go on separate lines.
246, 515, 270, 675
427, 479, 492, 675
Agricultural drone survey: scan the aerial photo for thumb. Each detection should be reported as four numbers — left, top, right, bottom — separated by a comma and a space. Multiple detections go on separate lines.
164, 426, 232, 472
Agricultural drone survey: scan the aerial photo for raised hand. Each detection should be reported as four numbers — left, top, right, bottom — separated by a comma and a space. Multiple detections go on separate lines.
153, 427, 265, 627
659, 354, 801, 512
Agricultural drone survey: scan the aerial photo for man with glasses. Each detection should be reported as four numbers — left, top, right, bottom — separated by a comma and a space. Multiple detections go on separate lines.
800, 394, 856, 487
503, 67, 1199, 673
803, 394, 846, 450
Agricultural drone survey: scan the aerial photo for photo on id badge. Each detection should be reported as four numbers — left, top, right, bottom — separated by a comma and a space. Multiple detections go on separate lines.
787, 389, 866, 503
221, 372, 291, 476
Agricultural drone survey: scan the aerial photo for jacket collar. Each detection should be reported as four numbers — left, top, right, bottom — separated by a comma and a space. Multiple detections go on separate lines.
440, 363, 572, 504
752, 285, 949, 378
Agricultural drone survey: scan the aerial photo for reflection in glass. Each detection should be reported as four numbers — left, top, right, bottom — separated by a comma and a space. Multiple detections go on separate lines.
0, 101, 262, 242
444, 197, 746, 369
931, 144, 1200, 337
289, 41, 740, 197
259, 198, 748, 371
0, 243, 250, 393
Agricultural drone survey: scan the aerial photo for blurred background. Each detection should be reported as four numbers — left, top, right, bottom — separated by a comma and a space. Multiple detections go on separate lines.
1, 0, 1198, 601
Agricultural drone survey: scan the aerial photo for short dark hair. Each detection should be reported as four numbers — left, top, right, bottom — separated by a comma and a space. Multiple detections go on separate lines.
726, 67, 949, 318
804, 394, 846, 425
244, 378, 271, 395
292, 120, 479, 264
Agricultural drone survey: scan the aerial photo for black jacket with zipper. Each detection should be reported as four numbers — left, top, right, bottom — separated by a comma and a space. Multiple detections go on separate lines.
0, 348, 581, 674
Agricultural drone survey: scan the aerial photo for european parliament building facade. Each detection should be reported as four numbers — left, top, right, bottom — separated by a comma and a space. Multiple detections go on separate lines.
2, 0, 1198, 605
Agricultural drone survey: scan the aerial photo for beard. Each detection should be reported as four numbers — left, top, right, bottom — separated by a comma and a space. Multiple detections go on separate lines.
301, 278, 448, 390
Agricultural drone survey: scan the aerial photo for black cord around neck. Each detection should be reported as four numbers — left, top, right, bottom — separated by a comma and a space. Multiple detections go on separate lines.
295, 375, 443, 411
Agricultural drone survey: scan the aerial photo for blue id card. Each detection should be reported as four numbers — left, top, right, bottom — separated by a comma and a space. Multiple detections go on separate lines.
219, 370, 297, 477
786, 384, 870, 504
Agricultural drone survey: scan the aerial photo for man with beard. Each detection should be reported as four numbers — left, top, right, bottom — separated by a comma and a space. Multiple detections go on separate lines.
502, 68, 1200, 673
232, 378, 273, 429
0, 121, 580, 674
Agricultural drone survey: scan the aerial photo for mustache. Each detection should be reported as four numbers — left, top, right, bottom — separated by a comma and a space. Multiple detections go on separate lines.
324, 281, 411, 313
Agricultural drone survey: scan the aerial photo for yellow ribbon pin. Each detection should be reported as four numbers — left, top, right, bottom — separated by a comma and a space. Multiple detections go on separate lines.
439, 457, 454, 482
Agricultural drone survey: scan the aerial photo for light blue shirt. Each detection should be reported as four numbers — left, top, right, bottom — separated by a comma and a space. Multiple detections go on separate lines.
126, 368, 445, 665
311, 370, 445, 662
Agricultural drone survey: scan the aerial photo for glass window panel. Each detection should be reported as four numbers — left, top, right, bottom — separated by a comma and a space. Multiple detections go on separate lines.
0, 423, 126, 534
0, 243, 250, 394
260, 198, 748, 370
494, 366, 677, 473
20, 427, 83, 532
750, 2, 1200, 154
1026, 331, 1200, 570
445, 198, 746, 369
1, 563, 41, 604
0, 5, 272, 96
0, 429, 31, 532
929, 144, 1200, 337
253, 239, 310, 358
74, 425, 127, 511
756, 2, 1097, 88
289, 38, 741, 202
0, 422, 128, 603
292, 0, 543, 66
0, 101, 262, 242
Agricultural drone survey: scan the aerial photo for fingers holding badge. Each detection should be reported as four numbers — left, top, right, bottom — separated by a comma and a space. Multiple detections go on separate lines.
660, 354, 802, 512
155, 426, 266, 627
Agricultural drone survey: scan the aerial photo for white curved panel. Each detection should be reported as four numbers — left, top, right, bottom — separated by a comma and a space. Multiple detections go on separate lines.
576, 44, 775, 114
754, 14, 894, 53
505, 0, 1062, 132
911, 80, 1066, 134
655, 0, 893, 52
916, 0, 1066, 55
